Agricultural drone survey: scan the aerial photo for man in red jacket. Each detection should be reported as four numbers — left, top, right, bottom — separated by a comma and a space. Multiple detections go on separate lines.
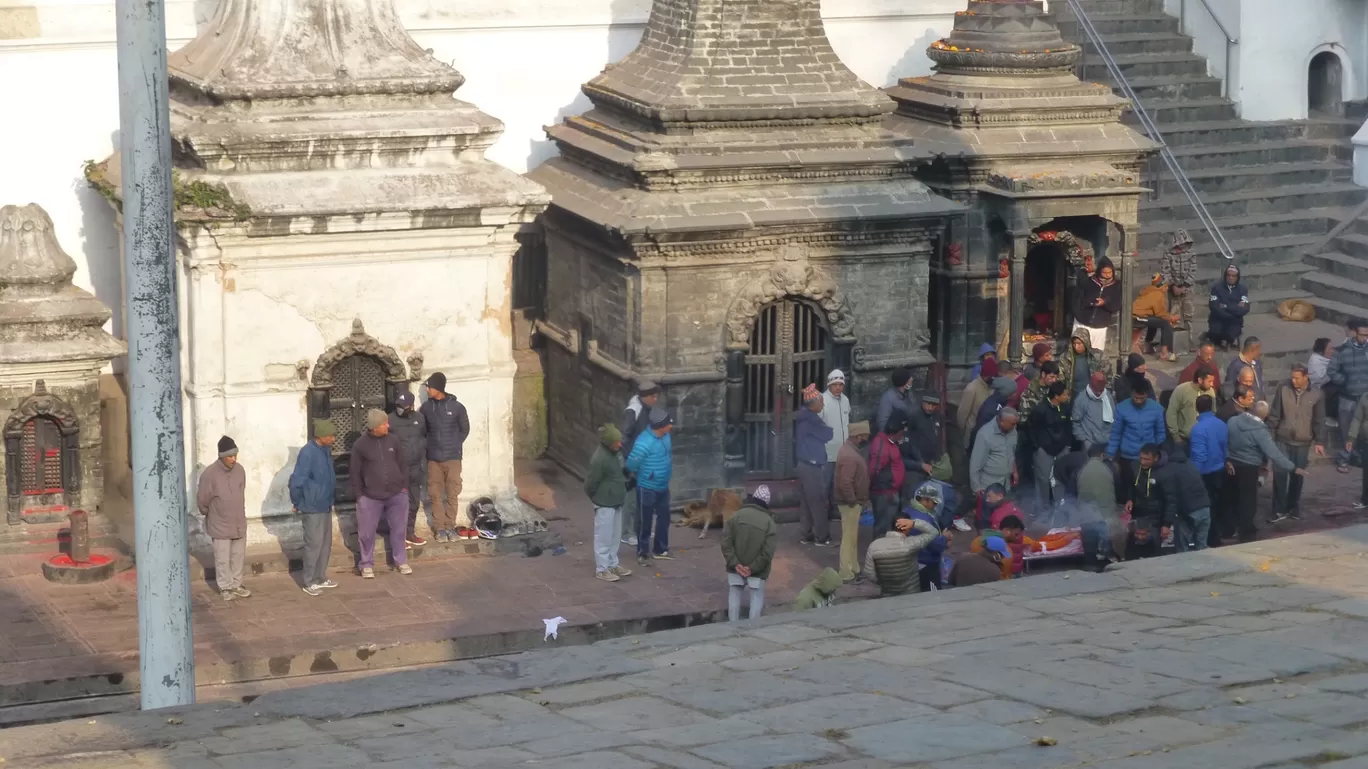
868, 414, 907, 540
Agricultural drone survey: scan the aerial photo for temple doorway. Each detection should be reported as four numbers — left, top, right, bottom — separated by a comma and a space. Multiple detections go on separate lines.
1309, 51, 1344, 116
1021, 228, 1094, 351
321, 354, 388, 505
742, 298, 829, 479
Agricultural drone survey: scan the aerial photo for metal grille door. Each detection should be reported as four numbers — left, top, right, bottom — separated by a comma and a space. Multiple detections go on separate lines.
328, 355, 387, 502
20, 419, 63, 496
742, 300, 828, 478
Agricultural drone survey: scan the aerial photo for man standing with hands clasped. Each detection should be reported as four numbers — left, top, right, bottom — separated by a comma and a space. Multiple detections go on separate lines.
289, 419, 340, 595
197, 435, 249, 601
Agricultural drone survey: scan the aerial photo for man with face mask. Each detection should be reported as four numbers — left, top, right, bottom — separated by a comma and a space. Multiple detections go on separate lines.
1330, 319, 1368, 473
389, 391, 428, 546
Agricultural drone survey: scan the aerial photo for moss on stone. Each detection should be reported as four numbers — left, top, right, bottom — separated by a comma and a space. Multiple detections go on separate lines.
82, 160, 252, 222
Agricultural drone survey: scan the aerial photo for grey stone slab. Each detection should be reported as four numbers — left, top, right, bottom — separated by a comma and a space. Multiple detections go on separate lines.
316, 714, 433, 741
948, 699, 1048, 725
1202, 614, 1299, 632
736, 693, 937, 733
560, 696, 712, 732
1226, 682, 1323, 703
841, 714, 1030, 762
646, 669, 848, 715
788, 657, 991, 707
1251, 693, 1368, 727
440, 746, 534, 766
1249, 619, 1368, 663
1318, 674, 1368, 693
594, 623, 741, 653
1187, 705, 1302, 727
1075, 716, 1232, 760
532, 750, 656, 769
1069, 610, 1185, 633
622, 745, 729, 769
1267, 609, 1336, 624
199, 719, 336, 755
1128, 601, 1235, 621
401, 703, 504, 730
1238, 585, 1346, 608
1106, 647, 1277, 685
1021, 594, 1127, 615
1152, 623, 1244, 640
693, 734, 844, 769
215, 743, 372, 769
926, 744, 1086, 769
1030, 658, 1195, 699
938, 660, 1153, 718
1006, 715, 1105, 743
1085, 721, 1347, 769
526, 679, 638, 706
791, 636, 887, 657
719, 649, 821, 671
462, 693, 551, 720
634, 716, 769, 747
648, 643, 746, 667
745, 623, 833, 645
985, 570, 1129, 598
1325, 757, 1368, 769
522, 729, 643, 756
855, 644, 953, 667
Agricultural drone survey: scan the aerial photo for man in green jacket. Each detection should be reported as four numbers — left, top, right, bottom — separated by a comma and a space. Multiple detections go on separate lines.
722, 485, 779, 621
585, 424, 632, 583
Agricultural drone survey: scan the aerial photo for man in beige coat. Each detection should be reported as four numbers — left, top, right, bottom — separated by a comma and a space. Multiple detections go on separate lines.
197, 435, 249, 601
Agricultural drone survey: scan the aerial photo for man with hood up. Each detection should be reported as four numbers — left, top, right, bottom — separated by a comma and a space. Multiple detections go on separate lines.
618, 380, 660, 547
1059, 330, 1098, 399
388, 391, 428, 546
1074, 256, 1122, 352
969, 343, 997, 382
794, 568, 842, 610
1207, 264, 1249, 350
1160, 229, 1199, 351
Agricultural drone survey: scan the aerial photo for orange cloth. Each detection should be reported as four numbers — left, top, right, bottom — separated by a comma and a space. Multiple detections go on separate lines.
1132, 285, 1170, 320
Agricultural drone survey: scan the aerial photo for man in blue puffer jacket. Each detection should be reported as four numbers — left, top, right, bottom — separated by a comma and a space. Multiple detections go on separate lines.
626, 409, 674, 565
289, 419, 338, 595
1107, 380, 1166, 502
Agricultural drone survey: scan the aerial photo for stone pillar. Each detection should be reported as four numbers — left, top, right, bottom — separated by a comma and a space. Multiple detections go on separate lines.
1008, 232, 1029, 364
1117, 223, 1138, 370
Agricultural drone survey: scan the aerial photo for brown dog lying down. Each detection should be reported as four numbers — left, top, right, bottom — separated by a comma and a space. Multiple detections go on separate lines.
679, 489, 743, 539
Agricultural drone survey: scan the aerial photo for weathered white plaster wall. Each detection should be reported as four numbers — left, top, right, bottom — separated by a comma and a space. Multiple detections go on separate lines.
0, 0, 961, 354
177, 221, 524, 546
1234, 0, 1366, 121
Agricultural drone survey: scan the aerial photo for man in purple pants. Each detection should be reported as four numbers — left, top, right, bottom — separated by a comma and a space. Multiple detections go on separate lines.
351, 408, 413, 578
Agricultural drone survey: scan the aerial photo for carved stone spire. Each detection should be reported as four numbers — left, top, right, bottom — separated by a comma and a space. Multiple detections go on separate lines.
584, 0, 892, 129
0, 204, 125, 365
0, 204, 77, 292
169, 0, 463, 101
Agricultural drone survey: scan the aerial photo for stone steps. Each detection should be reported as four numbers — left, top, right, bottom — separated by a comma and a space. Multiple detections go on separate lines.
1136, 209, 1345, 251
1056, 14, 1180, 37
1164, 139, 1350, 171
1150, 161, 1351, 197
1120, 74, 1225, 102
1305, 250, 1368, 284
1086, 32, 1193, 56
1124, 97, 1238, 124
1140, 183, 1365, 222
1083, 51, 1209, 79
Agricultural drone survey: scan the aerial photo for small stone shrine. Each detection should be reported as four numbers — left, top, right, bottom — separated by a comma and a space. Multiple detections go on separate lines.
0, 203, 124, 540
93, 0, 550, 550
530, 0, 963, 498
887, 0, 1156, 374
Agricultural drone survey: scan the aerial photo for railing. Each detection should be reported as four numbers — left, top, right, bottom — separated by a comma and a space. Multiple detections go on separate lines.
1065, 0, 1237, 262
1180, 0, 1238, 100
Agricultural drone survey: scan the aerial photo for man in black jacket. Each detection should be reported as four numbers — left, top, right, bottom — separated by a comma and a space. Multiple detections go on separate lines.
420, 372, 471, 542
1159, 445, 1210, 552
1074, 257, 1122, 353
1124, 443, 1169, 560
388, 391, 428, 546
1029, 382, 1072, 509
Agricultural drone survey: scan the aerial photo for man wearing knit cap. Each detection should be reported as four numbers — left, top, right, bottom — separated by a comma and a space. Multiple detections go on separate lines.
585, 423, 632, 582
351, 409, 412, 578
197, 435, 249, 600
795, 383, 834, 546
876, 368, 915, 436
820, 369, 851, 518
388, 391, 429, 546
289, 420, 339, 595
722, 484, 778, 621
626, 407, 674, 563
834, 420, 871, 581
420, 372, 471, 541
618, 380, 661, 547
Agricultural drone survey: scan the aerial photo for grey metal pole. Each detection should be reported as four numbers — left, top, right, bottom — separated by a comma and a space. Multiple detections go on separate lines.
114, 0, 195, 710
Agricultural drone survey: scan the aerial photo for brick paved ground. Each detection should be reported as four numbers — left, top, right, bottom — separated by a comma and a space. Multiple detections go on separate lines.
0, 455, 1363, 703
9, 524, 1368, 768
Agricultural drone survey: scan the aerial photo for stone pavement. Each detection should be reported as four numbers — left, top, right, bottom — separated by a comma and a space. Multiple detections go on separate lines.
10, 525, 1368, 768
1, 457, 1365, 706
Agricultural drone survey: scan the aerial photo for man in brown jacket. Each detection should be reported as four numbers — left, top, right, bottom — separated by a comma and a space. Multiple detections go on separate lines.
1266, 364, 1326, 522
197, 436, 249, 601
834, 420, 871, 582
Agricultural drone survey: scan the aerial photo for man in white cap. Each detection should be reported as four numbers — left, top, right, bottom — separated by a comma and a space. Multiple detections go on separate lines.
820, 369, 851, 517
721, 485, 778, 621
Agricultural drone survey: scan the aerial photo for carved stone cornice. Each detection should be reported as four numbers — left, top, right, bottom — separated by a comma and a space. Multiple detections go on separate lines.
725, 260, 855, 350
629, 226, 941, 261
309, 319, 408, 388
2, 381, 80, 438
986, 166, 1139, 193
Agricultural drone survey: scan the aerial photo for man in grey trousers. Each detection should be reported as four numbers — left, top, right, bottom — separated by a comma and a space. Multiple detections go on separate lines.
197, 435, 250, 601
289, 419, 340, 595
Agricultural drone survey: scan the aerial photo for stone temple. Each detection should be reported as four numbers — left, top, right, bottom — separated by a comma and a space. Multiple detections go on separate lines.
531, 0, 1153, 500
529, 0, 965, 500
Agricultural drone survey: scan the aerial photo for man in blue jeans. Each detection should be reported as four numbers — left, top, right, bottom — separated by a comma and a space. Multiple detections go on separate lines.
1330, 320, 1368, 472
626, 408, 674, 565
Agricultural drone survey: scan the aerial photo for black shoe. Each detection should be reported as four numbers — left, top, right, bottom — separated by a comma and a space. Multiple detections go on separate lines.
799, 536, 816, 545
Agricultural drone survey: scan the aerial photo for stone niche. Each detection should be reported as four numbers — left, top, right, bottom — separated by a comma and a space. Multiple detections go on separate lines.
0, 204, 124, 532
94, 0, 550, 549
529, 0, 963, 499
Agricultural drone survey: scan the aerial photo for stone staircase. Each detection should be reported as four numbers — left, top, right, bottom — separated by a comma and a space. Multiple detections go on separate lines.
1055, 0, 1366, 374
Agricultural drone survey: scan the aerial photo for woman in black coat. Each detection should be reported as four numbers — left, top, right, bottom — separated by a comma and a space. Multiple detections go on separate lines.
1074, 256, 1122, 352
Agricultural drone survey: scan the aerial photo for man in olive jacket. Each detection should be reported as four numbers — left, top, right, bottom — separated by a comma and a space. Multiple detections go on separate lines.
722, 485, 779, 621
585, 423, 631, 582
